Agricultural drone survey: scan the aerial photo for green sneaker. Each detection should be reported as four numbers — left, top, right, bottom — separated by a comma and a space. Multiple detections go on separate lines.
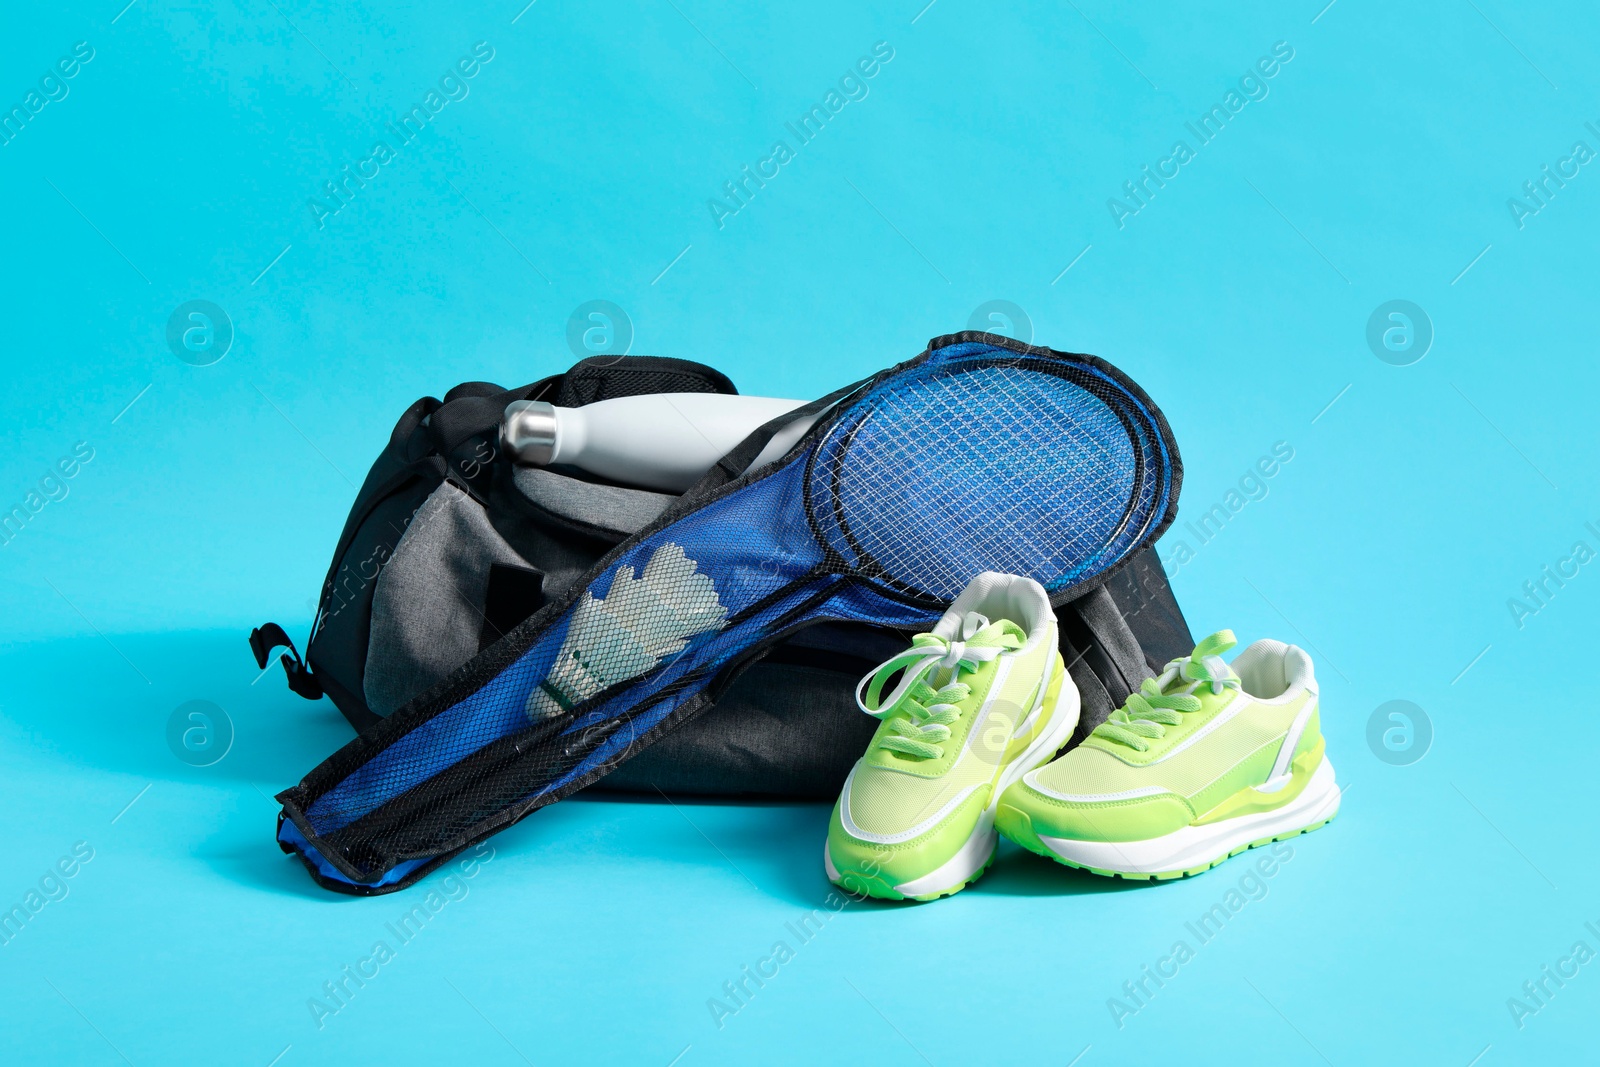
997, 630, 1339, 880
825, 573, 1079, 901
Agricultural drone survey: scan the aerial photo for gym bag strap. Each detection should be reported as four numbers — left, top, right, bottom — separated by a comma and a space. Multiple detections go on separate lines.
274, 332, 1182, 894
1056, 584, 1155, 744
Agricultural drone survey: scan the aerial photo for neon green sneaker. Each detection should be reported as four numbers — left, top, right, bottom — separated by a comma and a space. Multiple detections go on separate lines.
997, 630, 1339, 880
824, 573, 1079, 901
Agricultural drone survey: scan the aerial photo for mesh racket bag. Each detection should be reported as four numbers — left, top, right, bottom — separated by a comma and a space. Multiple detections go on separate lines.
272, 332, 1184, 893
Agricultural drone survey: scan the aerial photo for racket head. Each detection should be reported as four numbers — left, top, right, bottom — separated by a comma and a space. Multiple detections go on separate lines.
805, 335, 1178, 603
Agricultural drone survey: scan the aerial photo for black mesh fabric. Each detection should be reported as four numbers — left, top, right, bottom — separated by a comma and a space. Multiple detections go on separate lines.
555, 356, 736, 407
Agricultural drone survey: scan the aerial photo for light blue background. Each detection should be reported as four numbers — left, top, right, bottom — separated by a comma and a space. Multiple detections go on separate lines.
2, 1, 1596, 1064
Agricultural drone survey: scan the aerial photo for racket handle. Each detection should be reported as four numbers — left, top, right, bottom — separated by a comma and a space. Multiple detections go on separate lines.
502, 393, 810, 492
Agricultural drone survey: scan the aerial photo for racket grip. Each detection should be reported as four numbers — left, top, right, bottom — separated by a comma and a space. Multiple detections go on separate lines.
502, 393, 808, 492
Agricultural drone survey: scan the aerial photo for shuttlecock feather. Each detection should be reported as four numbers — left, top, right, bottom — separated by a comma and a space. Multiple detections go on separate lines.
526, 542, 727, 721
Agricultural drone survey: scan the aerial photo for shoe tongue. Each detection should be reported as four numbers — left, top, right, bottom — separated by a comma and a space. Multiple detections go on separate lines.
964, 615, 1025, 650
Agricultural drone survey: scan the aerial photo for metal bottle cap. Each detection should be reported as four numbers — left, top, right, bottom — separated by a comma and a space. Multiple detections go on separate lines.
501, 400, 559, 466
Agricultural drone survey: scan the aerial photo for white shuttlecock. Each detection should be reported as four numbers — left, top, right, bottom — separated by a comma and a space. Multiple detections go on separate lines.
525, 542, 728, 721
606, 545, 725, 655
641, 543, 725, 635
526, 592, 654, 720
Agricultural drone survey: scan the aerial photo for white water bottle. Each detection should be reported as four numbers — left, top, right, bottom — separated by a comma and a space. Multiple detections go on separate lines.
501, 393, 814, 492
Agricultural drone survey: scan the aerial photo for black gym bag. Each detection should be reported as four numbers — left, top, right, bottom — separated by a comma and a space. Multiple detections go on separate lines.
251, 354, 1193, 798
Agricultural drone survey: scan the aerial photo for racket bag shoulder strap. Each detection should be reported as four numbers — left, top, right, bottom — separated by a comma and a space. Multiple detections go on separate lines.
249, 355, 739, 732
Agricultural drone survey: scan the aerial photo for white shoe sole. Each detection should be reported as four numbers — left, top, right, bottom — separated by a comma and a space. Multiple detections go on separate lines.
826, 672, 1081, 900
1032, 757, 1341, 877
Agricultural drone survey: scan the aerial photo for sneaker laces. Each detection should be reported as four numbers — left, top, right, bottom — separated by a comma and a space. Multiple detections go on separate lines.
1092, 630, 1240, 752
855, 612, 1022, 760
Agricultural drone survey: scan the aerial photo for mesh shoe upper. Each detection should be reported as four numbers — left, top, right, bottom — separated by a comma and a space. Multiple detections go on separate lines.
1016, 631, 1322, 838
841, 617, 1052, 840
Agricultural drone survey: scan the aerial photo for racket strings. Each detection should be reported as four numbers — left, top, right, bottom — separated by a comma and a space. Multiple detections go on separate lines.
817, 361, 1154, 599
